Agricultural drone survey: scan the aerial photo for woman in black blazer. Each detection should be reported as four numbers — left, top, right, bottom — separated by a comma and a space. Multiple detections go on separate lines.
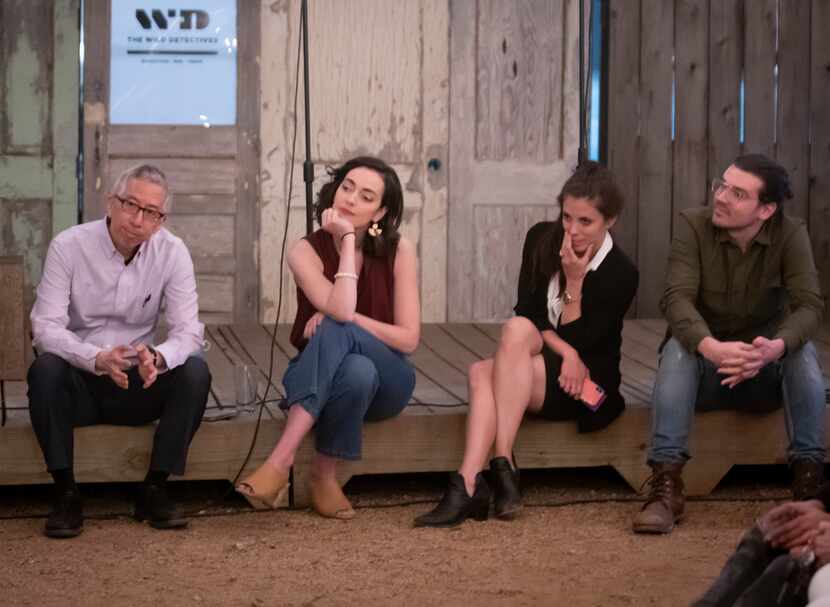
415, 162, 639, 528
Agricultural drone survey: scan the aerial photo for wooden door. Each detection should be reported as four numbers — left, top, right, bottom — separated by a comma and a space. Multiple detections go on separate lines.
259, 0, 450, 324
0, 0, 79, 335
82, 0, 260, 324
448, 0, 581, 322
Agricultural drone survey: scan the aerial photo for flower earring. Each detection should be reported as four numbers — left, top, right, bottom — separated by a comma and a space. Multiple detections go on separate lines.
368, 222, 383, 237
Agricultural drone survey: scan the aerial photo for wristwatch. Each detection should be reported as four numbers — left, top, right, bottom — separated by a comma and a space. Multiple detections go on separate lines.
562, 290, 581, 305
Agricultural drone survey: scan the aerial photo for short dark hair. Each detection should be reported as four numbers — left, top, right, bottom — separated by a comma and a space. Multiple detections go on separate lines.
315, 156, 404, 257
556, 160, 625, 220
733, 154, 793, 207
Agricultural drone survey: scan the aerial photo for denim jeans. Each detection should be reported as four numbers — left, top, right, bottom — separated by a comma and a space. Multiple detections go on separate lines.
648, 337, 826, 465
281, 318, 415, 460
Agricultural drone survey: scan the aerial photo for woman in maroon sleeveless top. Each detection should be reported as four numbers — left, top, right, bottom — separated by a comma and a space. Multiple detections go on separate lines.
237, 157, 420, 519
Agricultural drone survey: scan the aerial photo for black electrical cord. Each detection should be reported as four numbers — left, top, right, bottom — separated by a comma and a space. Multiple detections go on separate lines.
220, 5, 306, 503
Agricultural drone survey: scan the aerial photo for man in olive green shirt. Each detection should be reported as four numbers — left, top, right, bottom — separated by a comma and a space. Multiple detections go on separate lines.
633, 154, 826, 534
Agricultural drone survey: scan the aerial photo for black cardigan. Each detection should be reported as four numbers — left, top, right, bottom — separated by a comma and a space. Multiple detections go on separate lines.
514, 221, 639, 432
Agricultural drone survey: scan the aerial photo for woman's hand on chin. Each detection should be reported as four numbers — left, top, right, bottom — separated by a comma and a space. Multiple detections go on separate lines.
321, 208, 355, 239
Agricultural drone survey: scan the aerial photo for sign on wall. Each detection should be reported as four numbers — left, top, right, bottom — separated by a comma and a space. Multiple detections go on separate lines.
109, 0, 237, 125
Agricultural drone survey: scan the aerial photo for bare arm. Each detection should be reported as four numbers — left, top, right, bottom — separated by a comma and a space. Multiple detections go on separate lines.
354, 236, 421, 353
287, 215, 358, 322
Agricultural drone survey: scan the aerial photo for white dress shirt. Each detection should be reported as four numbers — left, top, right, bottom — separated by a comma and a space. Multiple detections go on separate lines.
31, 219, 204, 374
547, 232, 614, 327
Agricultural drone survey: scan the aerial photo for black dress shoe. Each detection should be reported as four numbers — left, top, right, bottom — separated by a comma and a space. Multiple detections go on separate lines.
134, 483, 188, 529
44, 490, 83, 539
489, 457, 522, 520
413, 472, 490, 528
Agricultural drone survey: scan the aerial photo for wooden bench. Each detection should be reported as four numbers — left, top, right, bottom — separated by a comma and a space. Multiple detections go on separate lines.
2, 320, 829, 508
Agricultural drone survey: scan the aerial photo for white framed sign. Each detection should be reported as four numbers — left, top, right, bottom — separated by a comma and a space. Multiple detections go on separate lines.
109, 0, 237, 125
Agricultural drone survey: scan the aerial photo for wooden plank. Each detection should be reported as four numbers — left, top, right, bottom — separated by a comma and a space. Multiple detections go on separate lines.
51, 0, 80, 236
108, 125, 237, 158
743, 0, 776, 158
811, 0, 830, 307
82, 0, 110, 222
170, 194, 236, 215
447, 0, 478, 321
673, 0, 709, 219
776, 0, 811, 221
472, 206, 547, 321
439, 323, 498, 360
107, 158, 237, 195
607, 0, 641, 285
474, 323, 502, 343
192, 254, 235, 275
475, 0, 563, 163
420, 324, 483, 374
234, 0, 260, 324
707, 0, 742, 185
420, 0, 450, 322
0, 257, 25, 380
165, 215, 234, 258
228, 324, 291, 401
408, 342, 468, 404
196, 275, 234, 314
202, 325, 237, 407
636, 0, 674, 317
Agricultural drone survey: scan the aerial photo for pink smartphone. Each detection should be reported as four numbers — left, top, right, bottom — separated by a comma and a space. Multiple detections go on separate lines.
580, 378, 606, 411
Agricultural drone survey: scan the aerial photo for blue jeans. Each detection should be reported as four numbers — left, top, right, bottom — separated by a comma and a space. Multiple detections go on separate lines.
648, 337, 826, 465
281, 318, 415, 460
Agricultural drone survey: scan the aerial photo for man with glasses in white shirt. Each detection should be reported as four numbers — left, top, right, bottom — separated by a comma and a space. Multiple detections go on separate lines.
632, 154, 825, 535
29, 164, 211, 538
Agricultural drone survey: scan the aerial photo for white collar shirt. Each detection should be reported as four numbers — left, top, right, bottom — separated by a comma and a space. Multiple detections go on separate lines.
31, 219, 204, 373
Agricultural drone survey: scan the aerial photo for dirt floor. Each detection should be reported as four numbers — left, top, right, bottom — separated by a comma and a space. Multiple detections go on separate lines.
0, 466, 799, 607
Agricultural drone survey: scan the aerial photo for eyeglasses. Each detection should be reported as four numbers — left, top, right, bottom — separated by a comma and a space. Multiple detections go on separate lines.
113, 195, 166, 224
711, 178, 758, 204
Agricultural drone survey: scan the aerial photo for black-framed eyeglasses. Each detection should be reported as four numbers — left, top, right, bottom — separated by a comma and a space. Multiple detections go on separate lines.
113, 195, 167, 224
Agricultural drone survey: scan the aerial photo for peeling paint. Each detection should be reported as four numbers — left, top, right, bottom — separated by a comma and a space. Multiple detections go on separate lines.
7, 19, 48, 149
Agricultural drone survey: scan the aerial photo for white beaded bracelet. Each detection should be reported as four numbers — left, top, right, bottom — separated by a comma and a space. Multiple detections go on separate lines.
334, 272, 358, 280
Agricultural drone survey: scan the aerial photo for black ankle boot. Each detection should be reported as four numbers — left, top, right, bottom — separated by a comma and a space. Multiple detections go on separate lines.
489, 457, 522, 520
413, 472, 490, 528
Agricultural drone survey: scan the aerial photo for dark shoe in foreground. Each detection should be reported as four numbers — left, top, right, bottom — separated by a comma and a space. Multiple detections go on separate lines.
44, 490, 83, 539
413, 472, 491, 528
632, 462, 685, 534
791, 459, 824, 501
488, 457, 522, 520
134, 483, 189, 529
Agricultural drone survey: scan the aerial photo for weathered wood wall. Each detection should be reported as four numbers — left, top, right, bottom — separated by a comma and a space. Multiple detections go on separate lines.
0, 0, 78, 313
609, 0, 830, 317
260, 0, 449, 323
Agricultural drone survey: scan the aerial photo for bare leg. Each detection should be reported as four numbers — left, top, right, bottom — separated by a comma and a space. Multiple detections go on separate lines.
264, 404, 315, 472
458, 359, 497, 495
493, 317, 547, 460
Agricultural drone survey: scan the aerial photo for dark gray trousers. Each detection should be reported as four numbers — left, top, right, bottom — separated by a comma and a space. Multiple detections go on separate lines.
27, 352, 211, 476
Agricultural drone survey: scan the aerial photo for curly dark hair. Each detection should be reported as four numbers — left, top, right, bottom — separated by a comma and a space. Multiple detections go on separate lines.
529, 161, 625, 291
315, 156, 404, 258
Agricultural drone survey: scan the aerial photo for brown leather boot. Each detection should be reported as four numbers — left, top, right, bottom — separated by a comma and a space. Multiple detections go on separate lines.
791, 459, 825, 501
632, 462, 685, 534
